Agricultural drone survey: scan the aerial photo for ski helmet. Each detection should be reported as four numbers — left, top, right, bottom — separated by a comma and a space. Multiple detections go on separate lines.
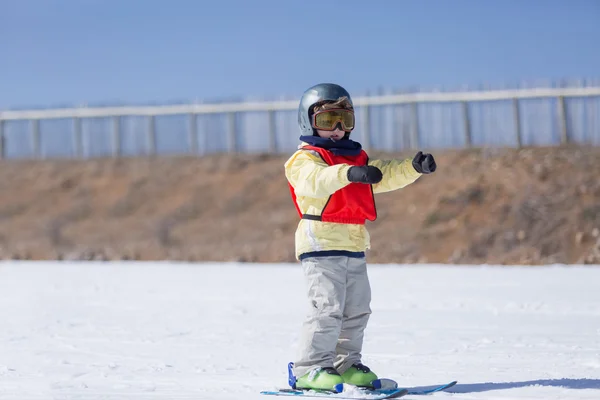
298, 83, 354, 136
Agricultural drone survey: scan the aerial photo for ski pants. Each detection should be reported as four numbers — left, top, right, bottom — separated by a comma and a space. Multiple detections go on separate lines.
293, 255, 372, 378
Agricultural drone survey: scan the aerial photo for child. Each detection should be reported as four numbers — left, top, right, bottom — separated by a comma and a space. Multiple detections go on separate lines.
284, 83, 436, 391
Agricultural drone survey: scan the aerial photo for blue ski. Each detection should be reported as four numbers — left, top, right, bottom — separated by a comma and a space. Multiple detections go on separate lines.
261, 381, 457, 399
373, 378, 457, 395
404, 381, 458, 395
260, 387, 408, 399
262, 365, 408, 399
262, 363, 456, 398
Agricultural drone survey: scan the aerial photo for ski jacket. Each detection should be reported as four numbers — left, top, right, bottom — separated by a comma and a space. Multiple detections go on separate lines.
288, 145, 376, 224
284, 142, 422, 260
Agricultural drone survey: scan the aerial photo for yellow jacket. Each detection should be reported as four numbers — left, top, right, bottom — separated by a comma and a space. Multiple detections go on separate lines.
284, 144, 422, 260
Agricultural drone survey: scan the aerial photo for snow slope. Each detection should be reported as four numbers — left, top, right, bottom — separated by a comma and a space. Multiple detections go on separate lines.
1, 262, 599, 400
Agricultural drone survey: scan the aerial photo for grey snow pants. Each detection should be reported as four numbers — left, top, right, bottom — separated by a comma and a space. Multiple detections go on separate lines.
293, 255, 372, 378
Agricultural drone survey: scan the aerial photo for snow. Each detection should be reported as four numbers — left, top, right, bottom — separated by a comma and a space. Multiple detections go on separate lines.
1, 261, 599, 400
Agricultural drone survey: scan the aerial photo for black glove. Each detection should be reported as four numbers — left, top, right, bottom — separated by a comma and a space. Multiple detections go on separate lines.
347, 165, 383, 184
412, 151, 436, 174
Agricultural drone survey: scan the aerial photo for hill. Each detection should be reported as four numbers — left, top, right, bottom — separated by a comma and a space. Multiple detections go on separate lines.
1, 146, 599, 264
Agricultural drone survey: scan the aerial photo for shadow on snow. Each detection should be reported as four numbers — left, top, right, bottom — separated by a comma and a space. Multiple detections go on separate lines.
449, 378, 600, 393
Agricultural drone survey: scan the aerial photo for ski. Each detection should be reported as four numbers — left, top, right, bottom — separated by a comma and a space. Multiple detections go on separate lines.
262, 363, 457, 398
371, 378, 457, 395
260, 386, 408, 399
405, 380, 458, 395
260, 381, 457, 399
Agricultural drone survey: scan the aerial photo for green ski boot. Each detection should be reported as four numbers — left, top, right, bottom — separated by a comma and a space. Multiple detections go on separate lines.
296, 367, 344, 390
340, 363, 378, 388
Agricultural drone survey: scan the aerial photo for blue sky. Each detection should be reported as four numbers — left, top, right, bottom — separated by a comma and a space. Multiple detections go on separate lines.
1, 0, 599, 109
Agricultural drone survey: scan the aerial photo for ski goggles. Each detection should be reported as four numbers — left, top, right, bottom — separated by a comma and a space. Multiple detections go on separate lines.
311, 109, 355, 131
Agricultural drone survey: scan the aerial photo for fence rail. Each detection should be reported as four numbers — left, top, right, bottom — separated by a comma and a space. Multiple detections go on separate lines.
1, 85, 600, 159
2, 86, 600, 120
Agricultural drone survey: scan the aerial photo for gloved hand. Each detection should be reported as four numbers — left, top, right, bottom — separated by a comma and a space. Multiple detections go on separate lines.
347, 165, 383, 184
412, 151, 437, 174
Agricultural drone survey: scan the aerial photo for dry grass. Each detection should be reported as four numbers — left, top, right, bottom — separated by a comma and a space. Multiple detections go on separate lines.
0, 146, 599, 264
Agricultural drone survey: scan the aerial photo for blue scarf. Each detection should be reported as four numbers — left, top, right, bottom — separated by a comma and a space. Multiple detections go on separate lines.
299, 135, 363, 156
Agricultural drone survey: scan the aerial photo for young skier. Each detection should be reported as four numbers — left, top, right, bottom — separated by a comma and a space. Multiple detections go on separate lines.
284, 83, 437, 391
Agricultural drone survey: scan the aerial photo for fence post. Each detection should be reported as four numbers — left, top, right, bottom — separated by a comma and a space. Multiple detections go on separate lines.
147, 115, 156, 155
31, 119, 41, 158
0, 120, 4, 159
112, 116, 121, 157
462, 101, 472, 147
410, 102, 419, 150
512, 98, 522, 148
188, 113, 198, 154
557, 96, 568, 144
361, 105, 371, 152
227, 112, 237, 152
268, 110, 277, 153
73, 117, 83, 158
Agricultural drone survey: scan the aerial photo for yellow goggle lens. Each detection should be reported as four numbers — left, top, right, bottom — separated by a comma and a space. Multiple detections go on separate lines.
313, 109, 355, 131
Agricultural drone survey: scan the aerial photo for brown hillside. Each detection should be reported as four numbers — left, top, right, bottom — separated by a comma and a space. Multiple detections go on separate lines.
1, 146, 599, 264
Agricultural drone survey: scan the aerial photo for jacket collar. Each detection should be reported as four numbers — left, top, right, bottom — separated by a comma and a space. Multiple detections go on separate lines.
298, 135, 363, 156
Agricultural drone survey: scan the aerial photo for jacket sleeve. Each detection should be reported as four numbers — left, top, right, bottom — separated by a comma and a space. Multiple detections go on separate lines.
369, 158, 422, 194
284, 150, 352, 198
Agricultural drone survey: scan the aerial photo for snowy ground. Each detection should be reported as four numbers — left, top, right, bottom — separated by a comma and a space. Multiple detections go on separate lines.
1, 261, 599, 400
